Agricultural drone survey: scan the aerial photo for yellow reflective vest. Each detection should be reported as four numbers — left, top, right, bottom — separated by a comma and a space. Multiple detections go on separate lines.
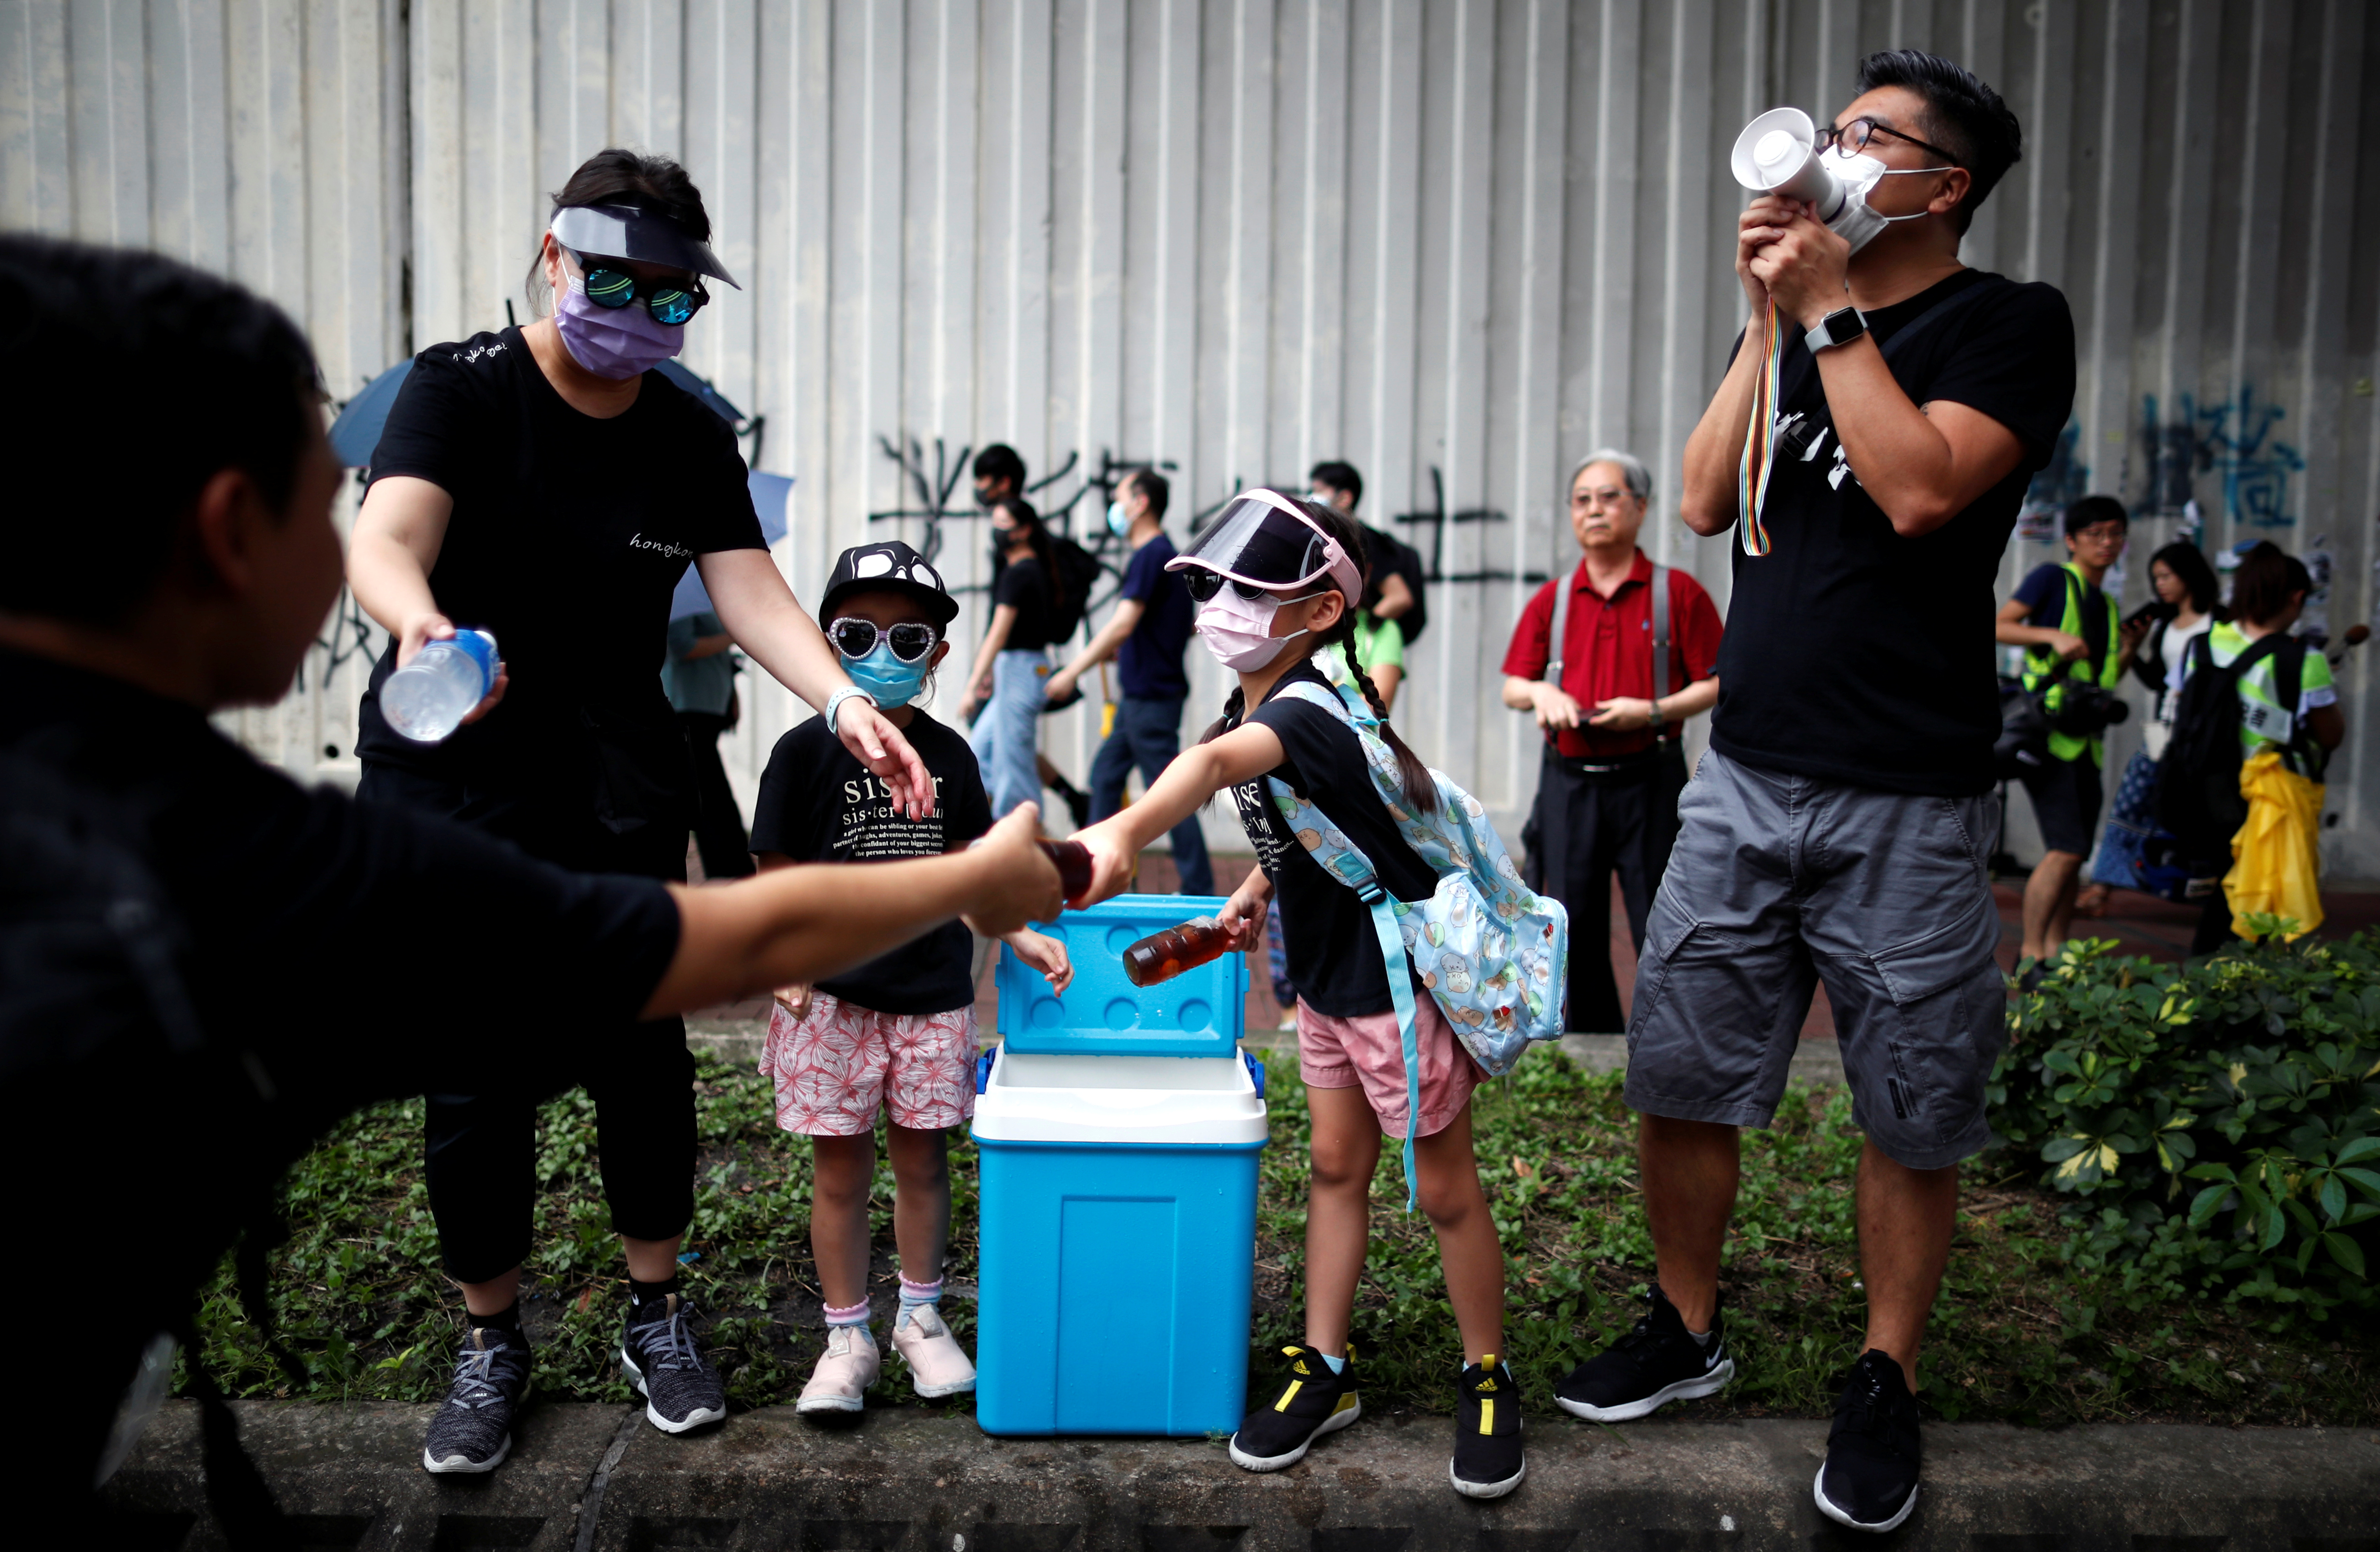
2019, 562, 2122, 765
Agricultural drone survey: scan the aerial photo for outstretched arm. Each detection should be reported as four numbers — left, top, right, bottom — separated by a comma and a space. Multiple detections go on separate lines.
644, 804, 1062, 1017
1072, 722, 1286, 904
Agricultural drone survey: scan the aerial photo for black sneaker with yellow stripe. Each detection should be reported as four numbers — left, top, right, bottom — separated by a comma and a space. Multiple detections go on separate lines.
1450, 1355, 1527, 1499
1227, 1343, 1361, 1471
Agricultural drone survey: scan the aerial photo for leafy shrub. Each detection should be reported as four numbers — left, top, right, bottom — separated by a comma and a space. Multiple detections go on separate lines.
1991, 926, 2380, 1319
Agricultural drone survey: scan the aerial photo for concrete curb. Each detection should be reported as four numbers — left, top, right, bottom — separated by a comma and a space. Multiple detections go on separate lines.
102, 1400, 2380, 1551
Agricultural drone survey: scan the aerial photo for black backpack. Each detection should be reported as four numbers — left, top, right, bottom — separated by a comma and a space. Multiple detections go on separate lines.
1361, 523, 1430, 646
2152, 631, 2304, 868
1045, 535, 1105, 644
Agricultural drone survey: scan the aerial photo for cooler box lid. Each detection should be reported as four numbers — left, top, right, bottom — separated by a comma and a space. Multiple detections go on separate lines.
996, 893, 1246, 1058
971, 1045, 1267, 1145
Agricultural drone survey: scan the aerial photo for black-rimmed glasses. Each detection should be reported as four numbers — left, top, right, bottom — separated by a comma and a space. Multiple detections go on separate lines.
1183, 569, 1282, 604
1817, 116, 1962, 167
828, 618, 939, 661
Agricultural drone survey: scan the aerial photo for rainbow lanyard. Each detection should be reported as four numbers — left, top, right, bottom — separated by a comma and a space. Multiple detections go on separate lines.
1736, 298, 1784, 557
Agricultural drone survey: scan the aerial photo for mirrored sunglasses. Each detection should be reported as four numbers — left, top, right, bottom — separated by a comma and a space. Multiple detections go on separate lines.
580, 261, 709, 325
829, 618, 939, 662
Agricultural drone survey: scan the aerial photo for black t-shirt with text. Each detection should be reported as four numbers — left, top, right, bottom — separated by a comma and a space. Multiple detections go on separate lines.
993, 555, 1058, 652
1712, 269, 2076, 794
356, 328, 766, 797
1230, 660, 1439, 1018
748, 710, 994, 1015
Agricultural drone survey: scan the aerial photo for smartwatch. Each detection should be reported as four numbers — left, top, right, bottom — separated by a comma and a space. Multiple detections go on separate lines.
1805, 306, 1868, 354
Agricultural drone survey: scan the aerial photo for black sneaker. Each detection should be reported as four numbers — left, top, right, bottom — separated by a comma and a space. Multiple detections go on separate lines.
421, 1326, 531, 1473
1449, 1355, 1526, 1499
1553, 1283, 1733, 1422
1814, 1350, 1922, 1532
621, 1293, 728, 1434
1227, 1344, 1361, 1471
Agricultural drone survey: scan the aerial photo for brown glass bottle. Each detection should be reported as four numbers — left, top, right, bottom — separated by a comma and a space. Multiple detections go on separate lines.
1121, 918, 1234, 987
1040, 839, 1093, 902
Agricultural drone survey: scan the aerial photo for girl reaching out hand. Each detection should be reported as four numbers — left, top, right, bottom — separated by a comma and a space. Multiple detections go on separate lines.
1071, 491, 1523, 1501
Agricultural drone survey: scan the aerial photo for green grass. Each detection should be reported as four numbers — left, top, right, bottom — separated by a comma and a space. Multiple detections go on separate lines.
187, 1048, 2375, 1425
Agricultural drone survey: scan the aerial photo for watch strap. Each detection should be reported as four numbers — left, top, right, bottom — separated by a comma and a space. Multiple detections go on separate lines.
1805, 306, 1866, 354
825, 686, 876, 738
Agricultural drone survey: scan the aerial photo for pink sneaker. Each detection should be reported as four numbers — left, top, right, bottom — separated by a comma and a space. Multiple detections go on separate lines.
890, 1303, 977, 1399
795, 1325, 880, 1415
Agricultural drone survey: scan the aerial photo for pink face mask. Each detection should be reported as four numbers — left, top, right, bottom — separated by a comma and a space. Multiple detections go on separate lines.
554, 275, 685, 379
1195, 588, 1321, 672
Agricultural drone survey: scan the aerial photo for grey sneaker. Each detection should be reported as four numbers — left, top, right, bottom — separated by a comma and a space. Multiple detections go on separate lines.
621, 1293, 728, 1434
421, 1326, 531, 1473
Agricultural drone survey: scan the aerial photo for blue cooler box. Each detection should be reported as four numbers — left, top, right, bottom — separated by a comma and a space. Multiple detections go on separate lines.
995, 894, 1248, 1059
974, 897, 1266, 1436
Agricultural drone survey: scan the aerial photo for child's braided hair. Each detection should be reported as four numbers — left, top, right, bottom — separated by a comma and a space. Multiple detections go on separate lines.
1198, 494, 1438, 816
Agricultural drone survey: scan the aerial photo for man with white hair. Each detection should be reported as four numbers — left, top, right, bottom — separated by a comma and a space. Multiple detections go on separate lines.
1501, 450, 1722, 1036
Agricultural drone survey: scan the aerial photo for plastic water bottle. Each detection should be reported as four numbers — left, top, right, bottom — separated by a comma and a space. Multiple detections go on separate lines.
380, 629, 499, 744
1122, 918, 1235, 987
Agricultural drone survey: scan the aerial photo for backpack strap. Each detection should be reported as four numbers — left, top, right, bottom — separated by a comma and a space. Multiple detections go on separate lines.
2269, 635, 2325, 778
1543, 564, 1579, 686
1651, 563, 1672, 707
1266, 680, 1426, 1208
1541, 564, 1581, 752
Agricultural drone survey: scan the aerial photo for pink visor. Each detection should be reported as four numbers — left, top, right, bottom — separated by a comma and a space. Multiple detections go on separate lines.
1165, 487, 1365, 601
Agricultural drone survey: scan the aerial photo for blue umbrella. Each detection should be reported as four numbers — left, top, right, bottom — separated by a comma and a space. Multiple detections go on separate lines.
671, 470, 791, 618
325, 354, 786, 618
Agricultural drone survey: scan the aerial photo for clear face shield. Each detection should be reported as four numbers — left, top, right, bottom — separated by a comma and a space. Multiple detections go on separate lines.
1166, 488, 1364, 603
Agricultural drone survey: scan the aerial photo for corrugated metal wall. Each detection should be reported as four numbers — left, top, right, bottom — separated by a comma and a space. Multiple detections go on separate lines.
7, 0, 2376, 873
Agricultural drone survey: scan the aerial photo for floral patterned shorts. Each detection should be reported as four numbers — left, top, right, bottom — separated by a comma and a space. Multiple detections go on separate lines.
759, 992, 979, 1136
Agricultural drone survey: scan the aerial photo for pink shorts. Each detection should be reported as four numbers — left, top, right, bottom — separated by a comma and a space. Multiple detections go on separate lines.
1297, 994, 1482, 1138
759, 992, 979, 1137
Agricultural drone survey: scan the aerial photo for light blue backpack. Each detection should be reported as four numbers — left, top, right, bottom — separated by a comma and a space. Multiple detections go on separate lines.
1266, 675, 1569, 1204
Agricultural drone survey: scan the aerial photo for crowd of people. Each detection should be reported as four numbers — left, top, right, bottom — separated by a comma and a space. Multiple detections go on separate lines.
0, 42, 2352, 1546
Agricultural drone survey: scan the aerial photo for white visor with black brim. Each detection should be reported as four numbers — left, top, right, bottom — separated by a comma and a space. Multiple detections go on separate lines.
1166, 488, 1363, 601
548, 203, 740, 289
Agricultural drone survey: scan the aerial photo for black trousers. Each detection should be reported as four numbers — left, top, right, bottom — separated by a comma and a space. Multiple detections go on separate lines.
357, 760, 696, 1284
1525, 744, 1689, 1035
680, 710, 755, 880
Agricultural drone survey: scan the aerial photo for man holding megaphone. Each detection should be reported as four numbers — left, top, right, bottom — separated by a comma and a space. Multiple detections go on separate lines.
1561, 52, 2075, 1534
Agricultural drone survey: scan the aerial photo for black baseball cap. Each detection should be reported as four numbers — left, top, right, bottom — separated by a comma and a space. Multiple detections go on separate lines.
820, 540, 960, 627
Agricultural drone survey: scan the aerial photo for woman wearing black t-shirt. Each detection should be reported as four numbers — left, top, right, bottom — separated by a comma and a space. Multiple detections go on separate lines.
345, 150, 930, 1473
956, 496, 1064, 815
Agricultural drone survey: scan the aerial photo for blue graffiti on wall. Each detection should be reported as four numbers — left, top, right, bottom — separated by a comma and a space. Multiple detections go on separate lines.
2140, 386, 2304, 528
2023, 422, 2091, 511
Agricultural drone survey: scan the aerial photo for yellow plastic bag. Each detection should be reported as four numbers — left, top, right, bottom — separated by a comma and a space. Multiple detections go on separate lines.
2224, 748, 2324, 940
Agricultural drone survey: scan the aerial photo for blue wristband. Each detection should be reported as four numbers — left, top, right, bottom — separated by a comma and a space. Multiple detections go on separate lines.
825, 686, 876, 738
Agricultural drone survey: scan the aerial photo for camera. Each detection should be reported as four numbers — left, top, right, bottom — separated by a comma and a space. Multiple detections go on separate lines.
2047, 683, 2129, 737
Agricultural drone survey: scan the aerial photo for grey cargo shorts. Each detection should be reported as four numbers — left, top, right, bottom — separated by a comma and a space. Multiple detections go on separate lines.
1623, 749, 2005, 1169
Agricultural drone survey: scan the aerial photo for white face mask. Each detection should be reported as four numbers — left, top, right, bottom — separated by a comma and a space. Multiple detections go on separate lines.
1814, 146, 1951, 254
1196, 589, 1320, 672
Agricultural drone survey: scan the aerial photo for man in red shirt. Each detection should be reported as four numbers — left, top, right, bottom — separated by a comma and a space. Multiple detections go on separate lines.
1501, 450, 1723, 1034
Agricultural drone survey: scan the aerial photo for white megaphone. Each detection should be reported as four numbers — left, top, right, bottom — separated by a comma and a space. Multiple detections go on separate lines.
1729, 106, 1889, 253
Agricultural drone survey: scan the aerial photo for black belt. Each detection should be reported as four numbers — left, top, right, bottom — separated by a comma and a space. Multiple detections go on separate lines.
1543, 741, 1680, 777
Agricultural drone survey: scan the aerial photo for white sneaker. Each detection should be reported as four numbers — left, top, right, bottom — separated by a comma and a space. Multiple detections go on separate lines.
794, 1324, 880, 1415
890, 1302, 977, 1399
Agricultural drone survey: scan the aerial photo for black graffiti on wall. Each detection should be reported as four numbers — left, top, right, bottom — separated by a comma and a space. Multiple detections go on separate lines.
868, 434, 1180, 621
